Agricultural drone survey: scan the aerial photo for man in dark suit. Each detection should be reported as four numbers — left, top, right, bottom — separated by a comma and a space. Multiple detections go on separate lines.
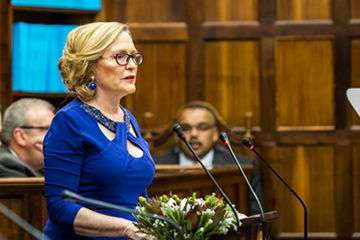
154, 101, 264, 214
0, 98, 55, 177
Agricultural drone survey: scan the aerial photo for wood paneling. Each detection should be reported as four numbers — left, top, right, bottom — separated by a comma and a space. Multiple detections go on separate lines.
130, 23, 188, 42
277, 0, 331, 20
275, 146, 335, 232
351, 39, 360, 126
351, 39, 360, 87
125, 43, 186, 128
204, 0, 258, 21
276, 38, 334, 129
0, 167, 253, 239
335, 144, 353, 237
185, 0, 205, 101
351, 0, 360, 19
0, 0, 12, 108
1, 0, 360, 239
204, 41, 260, 126
126, 0, 185, 22
353, 146, 360, 233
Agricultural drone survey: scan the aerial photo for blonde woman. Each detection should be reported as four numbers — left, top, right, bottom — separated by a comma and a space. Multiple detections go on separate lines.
43, 22, 155, 240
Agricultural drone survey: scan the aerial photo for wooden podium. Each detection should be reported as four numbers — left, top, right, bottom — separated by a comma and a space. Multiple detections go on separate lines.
210, 211, 279, 240
0, 165, 277, 240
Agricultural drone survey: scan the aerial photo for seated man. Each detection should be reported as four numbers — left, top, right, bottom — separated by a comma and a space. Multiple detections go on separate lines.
0, 98, 55, 177
154, 101, 265, 215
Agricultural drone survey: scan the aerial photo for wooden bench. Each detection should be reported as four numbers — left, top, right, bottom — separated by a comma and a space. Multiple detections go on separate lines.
0, 165, 253, 240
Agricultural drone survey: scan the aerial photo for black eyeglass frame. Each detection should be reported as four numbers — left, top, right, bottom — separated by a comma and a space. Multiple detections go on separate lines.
100, 52, 144, 66
179, 123, 216, 132
20, 126, 49, 130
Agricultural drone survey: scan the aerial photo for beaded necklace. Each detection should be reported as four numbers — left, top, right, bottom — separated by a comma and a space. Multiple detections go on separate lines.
80, 103, 131, 133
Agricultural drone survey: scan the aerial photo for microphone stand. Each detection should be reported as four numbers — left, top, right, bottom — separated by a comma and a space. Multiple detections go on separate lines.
172, 124, 241, 240
0, 202, 50, 240
242, 137, 308, 240
61, 190, 185, 240
219, 132, 266, 240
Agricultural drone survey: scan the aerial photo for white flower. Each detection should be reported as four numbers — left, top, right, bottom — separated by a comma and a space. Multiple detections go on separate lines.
180, 198, 191, 213
195, 198, 206, 206
153, 219, 161, 227
134, 192, 235, 240
167, 198, 176, 206
205, 209, 215, 215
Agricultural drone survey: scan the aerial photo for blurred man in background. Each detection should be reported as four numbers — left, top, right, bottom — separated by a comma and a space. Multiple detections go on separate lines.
0, 98, 55, 177
154, 101, 265, 214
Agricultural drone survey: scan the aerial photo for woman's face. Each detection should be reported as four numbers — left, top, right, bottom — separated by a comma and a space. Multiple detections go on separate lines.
93, 31, 139, 97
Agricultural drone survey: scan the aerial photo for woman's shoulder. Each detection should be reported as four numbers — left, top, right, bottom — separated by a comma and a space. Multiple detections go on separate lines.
46, 98, 87, 140
55, 98, 86, 119
57, 97, 81, 112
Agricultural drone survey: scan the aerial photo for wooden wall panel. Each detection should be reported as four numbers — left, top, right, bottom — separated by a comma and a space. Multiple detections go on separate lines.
276, 0, 331, 20
351, 0, 360, 19
334, 144, 353, 238
352, 146, 360, 233
125, 43, 186, 128
204, 0, 258, 21
353, 146, 360, 233
0, 0, 12, 108
126, 0, 185, 22
204, 41, 260, 126
351, 39, 360, 125
1, 0, 359, 239
0, 199, 24, 239
351, 40, 360, 88
276, 38, 334, 129
274, 146, 335, 232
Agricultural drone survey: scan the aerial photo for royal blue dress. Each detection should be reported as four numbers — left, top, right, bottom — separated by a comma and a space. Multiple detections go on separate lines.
43, 97, 155, 240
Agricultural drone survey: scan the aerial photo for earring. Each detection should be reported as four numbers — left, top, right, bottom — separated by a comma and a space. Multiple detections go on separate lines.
88, 76, 97, 91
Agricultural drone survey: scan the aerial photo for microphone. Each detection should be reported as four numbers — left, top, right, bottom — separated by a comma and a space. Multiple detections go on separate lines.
0, 202, 50, 240
219, 132, 266, 240
61, 190, 185, 240
172, 124, 241, 240
242, 137, 308, 240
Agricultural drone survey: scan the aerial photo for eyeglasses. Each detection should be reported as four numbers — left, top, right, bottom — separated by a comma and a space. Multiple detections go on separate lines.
20, 126, 49, 131
180, 123, 215, 132
101, 52, 144, 66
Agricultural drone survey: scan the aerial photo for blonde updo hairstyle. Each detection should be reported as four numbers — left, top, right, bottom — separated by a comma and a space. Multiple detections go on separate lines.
58, 22, 130, 101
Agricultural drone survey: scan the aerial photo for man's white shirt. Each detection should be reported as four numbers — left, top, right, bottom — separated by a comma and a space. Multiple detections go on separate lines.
179, 149, 214, 167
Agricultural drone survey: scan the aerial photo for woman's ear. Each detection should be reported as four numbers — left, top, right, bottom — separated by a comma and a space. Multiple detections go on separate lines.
12, 128, 27, 147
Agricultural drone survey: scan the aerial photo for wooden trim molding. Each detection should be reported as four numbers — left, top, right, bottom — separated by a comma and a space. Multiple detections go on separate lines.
130, 22, 188, 42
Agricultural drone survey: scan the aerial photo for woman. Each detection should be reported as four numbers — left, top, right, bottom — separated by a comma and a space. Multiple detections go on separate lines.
43, 22, 155, 240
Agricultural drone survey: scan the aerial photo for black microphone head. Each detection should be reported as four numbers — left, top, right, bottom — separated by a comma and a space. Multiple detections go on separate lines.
61, 190, 70, 200
219, 132, 229, 143
61, 189, 79, 202
242, 137, 253, 148
172, 124, 185, 140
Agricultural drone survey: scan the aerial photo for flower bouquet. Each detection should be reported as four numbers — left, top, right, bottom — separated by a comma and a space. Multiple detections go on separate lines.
134, 192, 240, 240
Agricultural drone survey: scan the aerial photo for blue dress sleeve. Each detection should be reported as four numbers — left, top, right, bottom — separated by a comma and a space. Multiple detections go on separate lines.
43, 110, 85, 232
140, 189, 148, 198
